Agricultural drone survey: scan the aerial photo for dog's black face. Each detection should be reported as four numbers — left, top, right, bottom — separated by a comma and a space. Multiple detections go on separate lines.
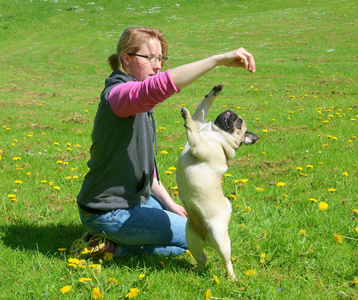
214, 110, 259, 145
214, 110, 242, 133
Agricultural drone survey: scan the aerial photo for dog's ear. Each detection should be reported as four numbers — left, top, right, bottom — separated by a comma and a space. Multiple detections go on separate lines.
243, 132, 259, 145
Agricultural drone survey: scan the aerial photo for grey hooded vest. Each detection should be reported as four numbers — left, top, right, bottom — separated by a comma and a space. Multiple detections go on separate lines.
77, 71, 156, 213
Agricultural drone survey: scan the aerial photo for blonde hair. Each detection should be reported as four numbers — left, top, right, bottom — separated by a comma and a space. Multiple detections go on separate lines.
108, 27, 168, 72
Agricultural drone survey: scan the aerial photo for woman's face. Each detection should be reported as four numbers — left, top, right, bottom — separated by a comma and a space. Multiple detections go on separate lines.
124, 38, 163, 81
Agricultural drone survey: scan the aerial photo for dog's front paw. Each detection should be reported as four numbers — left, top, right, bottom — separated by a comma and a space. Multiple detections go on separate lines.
181, 107, 189, 119
213, 85, 224, 95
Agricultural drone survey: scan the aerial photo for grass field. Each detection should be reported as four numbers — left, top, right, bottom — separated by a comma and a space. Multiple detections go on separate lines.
0, 0, 357, 299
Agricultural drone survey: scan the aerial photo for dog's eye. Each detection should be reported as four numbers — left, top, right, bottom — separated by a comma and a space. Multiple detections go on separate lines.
236, 118, 243, 129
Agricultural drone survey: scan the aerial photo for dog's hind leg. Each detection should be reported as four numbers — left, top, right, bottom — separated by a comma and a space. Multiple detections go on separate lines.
192, 85, 224, 124
186, 224, 207, 271
210, 230, 236, 281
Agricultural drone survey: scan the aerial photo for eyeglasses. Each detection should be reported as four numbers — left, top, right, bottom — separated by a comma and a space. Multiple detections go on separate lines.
128, 53, 168, 63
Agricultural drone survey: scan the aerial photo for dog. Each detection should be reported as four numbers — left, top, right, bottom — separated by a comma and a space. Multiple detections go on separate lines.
176, 85, 259, 281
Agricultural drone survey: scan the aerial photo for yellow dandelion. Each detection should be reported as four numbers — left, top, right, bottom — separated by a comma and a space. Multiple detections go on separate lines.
353, 209, 358, 214
353, 277, 358, 285
246, 269, 257, 276
53, 186, 61, 190
296, 167, 303, 171
90, 264, 101, 273
60, 285, 72, 294
333, 233, 343, 243
276, 182, 286, 187
12, 157, 22, 161
58, 248, 67, 251
204, 289, 212, 300
342, 172, 348, 177
224, 173, 232, 177
8, 194, 16, 198
355, 227, 358, 234
14, 180, 23, 184
318, 202, 328, 211
169, 166, 176, 171
107, 278, 118, 285
262, 129, 268, 133
79, 277, 92, 283
92, 287, 104, 299
103, 251, 114, 261
328, 188, 337, 192
139, 274, 146, 279
306, 165, 313, 168
126, 288, 140, 298
309, 198, 318, 202
229, 194, 237, 200
213, 275, 220, 284
256, 187, 264, 192
161, 150, 168, 155
298, 229, 307, 237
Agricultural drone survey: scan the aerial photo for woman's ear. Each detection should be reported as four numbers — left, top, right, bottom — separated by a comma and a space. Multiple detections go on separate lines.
121, 52, 131, 66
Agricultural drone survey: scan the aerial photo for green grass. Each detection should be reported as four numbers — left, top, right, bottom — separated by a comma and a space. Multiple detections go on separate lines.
0, 0, 357, 298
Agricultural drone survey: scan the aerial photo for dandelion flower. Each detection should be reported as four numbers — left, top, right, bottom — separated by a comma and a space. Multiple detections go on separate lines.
355, 227, 358, 234
296, 167, 303, 171
309, 198, 318, 202
161, 150, 168, 155
256, 187, 264, 192
58, 248, 66, 251
246, 269, 257, 276
60, 285, 72, 294
79, 277, 92, 283
342, 172, 348, 177
103, 251, 114, 261
298, 229, 307, 237
306, 165, 313, 168
213, 275, 220, 284
353, 277, 358, 285
14, 180, 23, 184
204, 289, 212, 300
276, 182, 286, 187
328, 188, 337, 192
224, 173, 232, 177
92, 287, 104, 299
90, 264, 101, 273
139, 274, 146, 279
125, 288, 140, 298
229, 194, 237, 200
318, 202, 328, 211
107, 278, 118, 285
333, 233, 343, 243
68, 257, 79, 264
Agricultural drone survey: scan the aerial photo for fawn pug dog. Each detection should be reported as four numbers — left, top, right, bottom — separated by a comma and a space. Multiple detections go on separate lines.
176, 85, 259, 281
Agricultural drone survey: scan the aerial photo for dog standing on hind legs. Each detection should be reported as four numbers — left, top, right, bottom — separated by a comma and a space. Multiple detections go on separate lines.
176, 85, 259, 281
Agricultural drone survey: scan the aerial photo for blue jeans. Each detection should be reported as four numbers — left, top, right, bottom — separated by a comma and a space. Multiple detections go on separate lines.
79, 197, 188, 257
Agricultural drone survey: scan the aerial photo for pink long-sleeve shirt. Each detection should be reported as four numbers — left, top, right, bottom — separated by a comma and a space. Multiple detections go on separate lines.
108, 69, 179, 117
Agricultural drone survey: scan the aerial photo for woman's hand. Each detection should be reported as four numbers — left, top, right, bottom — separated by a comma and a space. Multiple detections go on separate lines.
165, 201, 188, 218
217, 47, 256, 73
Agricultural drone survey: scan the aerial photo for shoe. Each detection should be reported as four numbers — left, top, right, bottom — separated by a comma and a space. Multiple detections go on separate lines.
69, 232, 118, 259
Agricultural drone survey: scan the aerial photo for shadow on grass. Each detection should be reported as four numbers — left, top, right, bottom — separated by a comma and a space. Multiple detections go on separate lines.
1, 222, 85, 257
0, 222, 193, 272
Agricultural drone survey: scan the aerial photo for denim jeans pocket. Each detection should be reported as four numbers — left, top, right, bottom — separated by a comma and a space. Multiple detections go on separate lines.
80, 208, 131, 236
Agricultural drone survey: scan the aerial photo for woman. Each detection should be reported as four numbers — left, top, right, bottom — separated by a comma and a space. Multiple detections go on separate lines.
69, 27, 255, 259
